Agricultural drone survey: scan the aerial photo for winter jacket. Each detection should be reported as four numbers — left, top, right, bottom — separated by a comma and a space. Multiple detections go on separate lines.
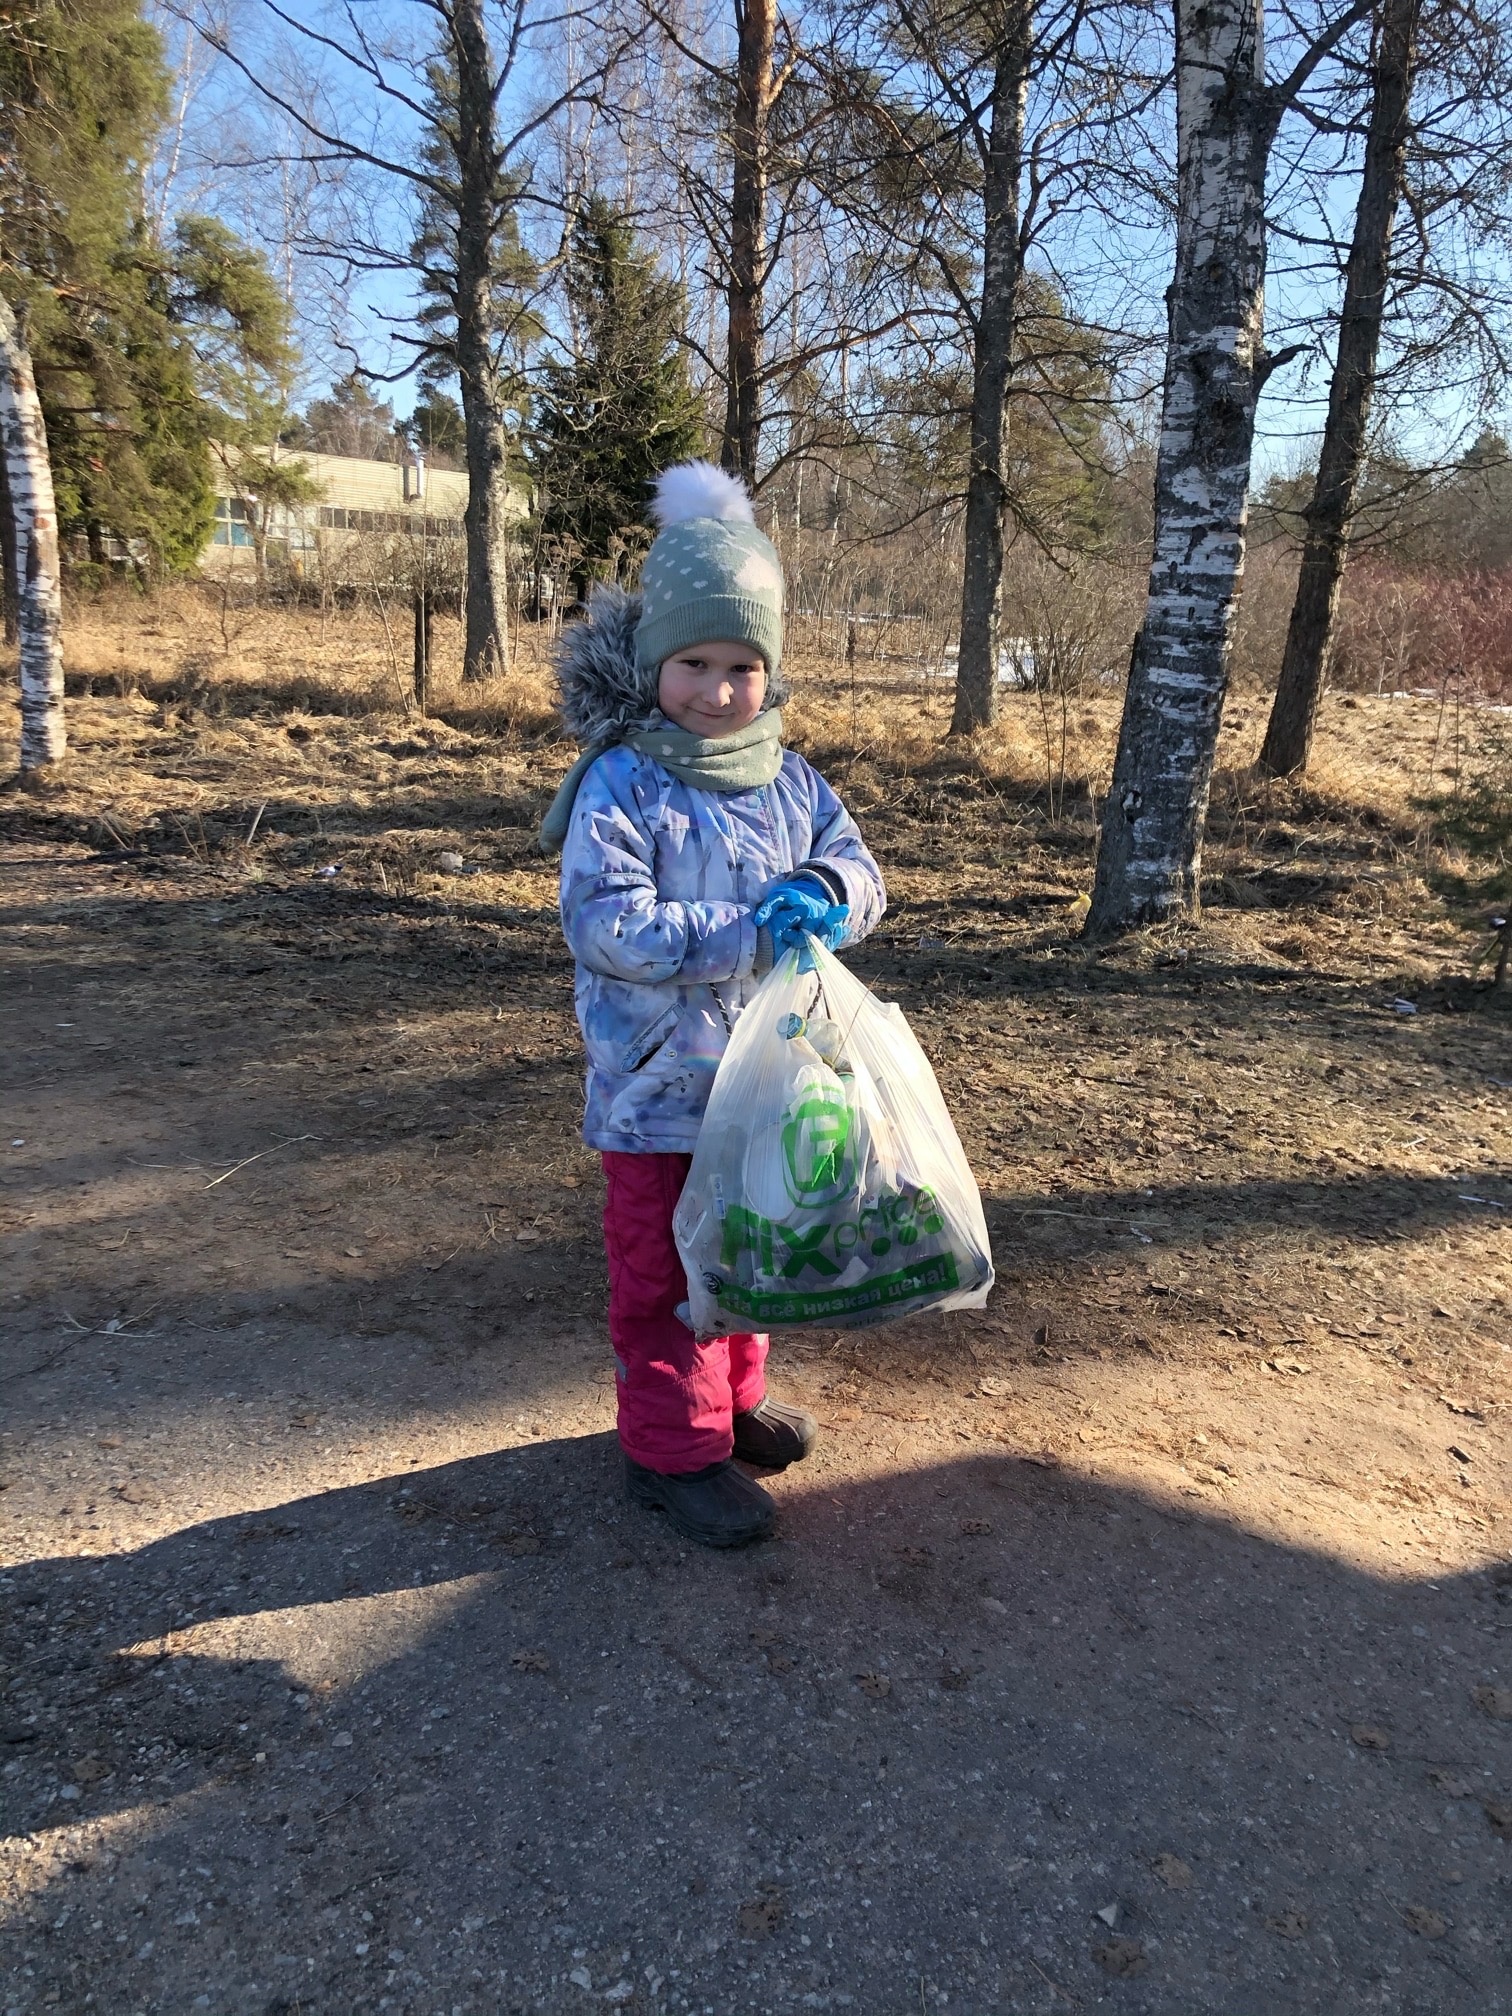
555, 591, 887, 1153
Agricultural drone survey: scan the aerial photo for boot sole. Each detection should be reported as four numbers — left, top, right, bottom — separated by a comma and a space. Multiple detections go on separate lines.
625, 1470, 775, 1548
730, 1442, 808, 1472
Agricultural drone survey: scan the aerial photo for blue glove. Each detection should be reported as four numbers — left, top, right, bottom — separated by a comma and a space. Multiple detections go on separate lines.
754, 875, 849, 972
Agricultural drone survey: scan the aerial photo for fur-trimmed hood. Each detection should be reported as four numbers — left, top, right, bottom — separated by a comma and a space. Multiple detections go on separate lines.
552, 582, 791, 747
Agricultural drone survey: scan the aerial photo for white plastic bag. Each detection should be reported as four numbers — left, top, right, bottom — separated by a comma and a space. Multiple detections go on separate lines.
674, 939, 994, 1332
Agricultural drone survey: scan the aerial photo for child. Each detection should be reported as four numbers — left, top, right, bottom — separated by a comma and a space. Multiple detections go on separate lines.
541, 461, 887, 1548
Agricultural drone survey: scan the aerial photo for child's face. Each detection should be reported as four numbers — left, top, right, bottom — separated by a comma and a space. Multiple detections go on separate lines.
657, 641, 767, 736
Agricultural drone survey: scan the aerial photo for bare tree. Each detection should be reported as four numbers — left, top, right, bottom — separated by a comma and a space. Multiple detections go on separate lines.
808, 0, 1166, 733
1087, 0, 1368, 933
0, 295, 65, 770
1254, 0, 1512, 774
725, 0, 777, 482
950, 0, 1033, 734
199, 0, 619, 680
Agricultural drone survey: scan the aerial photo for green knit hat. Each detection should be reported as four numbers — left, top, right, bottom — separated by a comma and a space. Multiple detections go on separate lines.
635, 462, 785, 679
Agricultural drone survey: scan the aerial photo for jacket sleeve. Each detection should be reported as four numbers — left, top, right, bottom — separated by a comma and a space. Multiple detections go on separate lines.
559, 758, 756, 984
793, 761, 888, 946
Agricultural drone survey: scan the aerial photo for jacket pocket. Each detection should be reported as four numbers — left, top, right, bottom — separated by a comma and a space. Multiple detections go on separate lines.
620, 1004, 680, 1073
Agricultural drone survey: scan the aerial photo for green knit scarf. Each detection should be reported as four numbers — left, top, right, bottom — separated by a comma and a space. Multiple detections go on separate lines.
537, 710, 785, 855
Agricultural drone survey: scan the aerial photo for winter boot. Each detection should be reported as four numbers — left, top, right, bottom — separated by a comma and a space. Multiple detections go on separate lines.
625, 1456, 776, 1548
733, 1397, 818, 1471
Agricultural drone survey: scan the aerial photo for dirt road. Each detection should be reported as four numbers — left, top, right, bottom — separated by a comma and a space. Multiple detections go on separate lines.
2, 682, 1510, 2014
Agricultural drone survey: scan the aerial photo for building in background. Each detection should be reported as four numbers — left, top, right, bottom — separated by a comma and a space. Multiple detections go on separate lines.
201, 445, 525, 580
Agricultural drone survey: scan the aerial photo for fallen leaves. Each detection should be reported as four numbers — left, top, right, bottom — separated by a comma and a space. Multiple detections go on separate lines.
510, 1649, 550, 1673
1093, 1935, 1147, 1976
855, 1672, 891, 1699
1427, 1769, 1475, 1798
1403, 1906, 1447, 1938
959, 1518, 993, 1536
736, 1886, 785, 1938
1151, 1853, 1193, 1890
1472, 1683, 1512, 1721
1350, 1725, 1391, 1752
1483, 1799, 1512, 1839
1264, 1909, 1309, 1939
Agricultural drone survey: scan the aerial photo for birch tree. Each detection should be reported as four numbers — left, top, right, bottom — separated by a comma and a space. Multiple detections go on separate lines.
1087, 0, 1368, 932
0, 296, 66, 771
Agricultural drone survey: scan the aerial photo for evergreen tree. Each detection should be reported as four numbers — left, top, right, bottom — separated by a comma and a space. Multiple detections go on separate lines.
532, 198, 704, 583
293, 374, 405, 462
872, 274, 1116, 553
0, 0, 214, 571
167, 215, 312, 586
405, 388, 467, 467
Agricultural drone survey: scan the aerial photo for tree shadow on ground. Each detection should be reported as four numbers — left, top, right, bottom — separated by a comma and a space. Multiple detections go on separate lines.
4, 1441, 1508, 2016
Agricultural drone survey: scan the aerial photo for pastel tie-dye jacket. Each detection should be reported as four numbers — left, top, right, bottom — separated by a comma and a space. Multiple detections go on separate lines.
559, 745, 887, 1152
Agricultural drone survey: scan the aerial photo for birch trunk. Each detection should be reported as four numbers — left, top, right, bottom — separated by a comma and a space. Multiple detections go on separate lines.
722, 0, 775, 488
453, 0, 513, 682
1259, 0, 1420, 778
0, 295, 66, 770
1086, 0, 1269, 931
0, 447, 18, 647
951, 3, 1032, 736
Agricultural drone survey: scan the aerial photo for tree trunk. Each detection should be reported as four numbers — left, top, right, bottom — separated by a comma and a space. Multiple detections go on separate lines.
722, 0, 775, 487
0, 295, 66, 770
951, 3, 1032, 737
1086, 0, 1270, 933
0, 445, 18, 646
1259, 0, 1420, 778
413, 589, 433, 711
453, 0, 513, 683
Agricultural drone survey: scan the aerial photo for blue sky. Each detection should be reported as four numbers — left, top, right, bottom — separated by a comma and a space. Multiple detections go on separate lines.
148, 0, 1510, 478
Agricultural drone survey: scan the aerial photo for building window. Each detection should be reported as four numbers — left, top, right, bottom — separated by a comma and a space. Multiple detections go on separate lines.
212, 496, 255, 547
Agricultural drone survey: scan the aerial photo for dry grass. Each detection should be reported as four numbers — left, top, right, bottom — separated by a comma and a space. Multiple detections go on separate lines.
3, 586, 1511, 1576
1, 584, 1502, 965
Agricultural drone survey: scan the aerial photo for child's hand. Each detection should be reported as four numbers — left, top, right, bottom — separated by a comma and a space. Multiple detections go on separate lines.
755, 878, 849, 969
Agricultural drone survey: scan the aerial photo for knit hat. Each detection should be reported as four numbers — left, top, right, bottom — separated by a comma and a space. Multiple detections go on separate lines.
634, 462, 785, 679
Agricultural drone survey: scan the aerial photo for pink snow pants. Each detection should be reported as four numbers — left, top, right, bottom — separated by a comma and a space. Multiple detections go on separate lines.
601, 1150, 769, 1474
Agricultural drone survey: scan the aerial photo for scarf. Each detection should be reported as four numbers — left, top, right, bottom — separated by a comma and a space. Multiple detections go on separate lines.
537, 709, 785, 855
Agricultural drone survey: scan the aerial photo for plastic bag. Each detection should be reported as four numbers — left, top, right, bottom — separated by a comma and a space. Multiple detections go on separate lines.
674, 938, 994, 1333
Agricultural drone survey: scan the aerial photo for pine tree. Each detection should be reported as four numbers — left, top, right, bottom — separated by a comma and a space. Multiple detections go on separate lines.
532, 198, 704, 587
167, 215, 311, 587
293, 375, 405, 462
0, 0, 214, 573
405, 389, 467, 467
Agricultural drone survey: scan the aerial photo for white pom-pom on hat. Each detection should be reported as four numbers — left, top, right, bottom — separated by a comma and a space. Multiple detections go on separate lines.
651, 460, 755, 528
